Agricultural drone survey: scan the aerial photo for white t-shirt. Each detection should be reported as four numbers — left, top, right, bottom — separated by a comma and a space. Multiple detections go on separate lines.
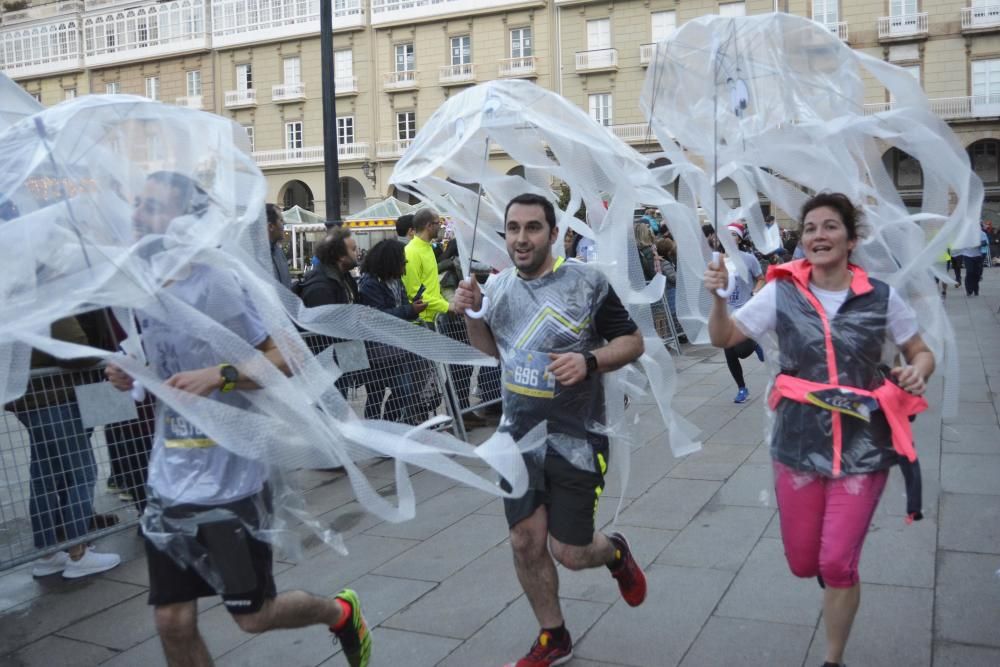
733, 279, 918, 346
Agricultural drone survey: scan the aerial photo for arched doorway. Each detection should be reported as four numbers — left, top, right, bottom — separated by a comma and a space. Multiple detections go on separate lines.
339, 176, 367, 216
881, 147, 923, 208
969, 139, 1000, 222
280, 180, 314, 211
506, 165, 526, 178
387, 185, 420, 205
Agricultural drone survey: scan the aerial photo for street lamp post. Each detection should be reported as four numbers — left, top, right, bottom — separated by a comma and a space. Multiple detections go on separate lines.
320, 0, 342, 226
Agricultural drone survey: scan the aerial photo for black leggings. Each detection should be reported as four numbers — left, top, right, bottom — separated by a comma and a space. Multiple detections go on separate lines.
725, 339, 757, 389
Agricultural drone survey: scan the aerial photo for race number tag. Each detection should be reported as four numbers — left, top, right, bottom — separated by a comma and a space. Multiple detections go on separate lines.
504, 348, 556, 398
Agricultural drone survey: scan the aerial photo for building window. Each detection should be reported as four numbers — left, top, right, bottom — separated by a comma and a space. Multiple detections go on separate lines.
511, 27, 532, 58
145, 75, 159, 100
586, 19, 611, 51
243, 125, 255, 152
236, 63, 253, 90
971, 141, 1000, 184
883, 148, 922, 188
813, 0, 839, 25
973, 58, 1000, 100
186, 70, 202, 97
395, 43, 415, 72
285, 121, 303, 150
106, 81, 121, 94
651, 11, 676, 42
589, 93, 613, 126
64, 88, 77, 100
397, 111, 416, 141
30, 92, 41, 102
337, 116, 354, 145
334, 49, 353, 77
719, 2, 746, 17
284, 56, 301, 84
451, 35, 471, 66
890, 0, 918, 17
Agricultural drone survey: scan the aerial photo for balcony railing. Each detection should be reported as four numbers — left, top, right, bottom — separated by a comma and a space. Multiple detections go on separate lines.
606, 123, 655, 143
498, 56, 537, 77
272, 83, 305, 102
175, 95, 202, 109
335, 76, 358, 95
864, 94, 1000, 120
253, 146, 324, 167
82, 0, 211, 67
252, 143, 370, 167
639, 43, 654, 66
877, 12, 929, 40
383, 70, 417, 90
824, 21, 849, 42
375, 139, 413, 159
212, 0, 363, 47
338, 142, 370, 161
370, 0, 537, 26
575, 48, 618, 72
439, 62, 475, 85
224, 89, 257, 107
962, 5, 1000, 30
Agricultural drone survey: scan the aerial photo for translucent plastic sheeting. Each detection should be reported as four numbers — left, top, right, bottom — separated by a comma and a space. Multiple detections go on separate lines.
641, 13, 979, 419
390, 79, 703, 511
0, 86, 539, 579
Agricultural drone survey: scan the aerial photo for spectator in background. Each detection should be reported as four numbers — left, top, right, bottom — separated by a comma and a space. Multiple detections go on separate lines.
635, 223, 658, 281
401, 208, 450, 323
395, 213, 415, 246
8, 316, 121, 579
563, 228, 581, 259
955, 228, 987, 296
266, 204, 291, 289
299, 228, 359, 306
358, 240, 427, 422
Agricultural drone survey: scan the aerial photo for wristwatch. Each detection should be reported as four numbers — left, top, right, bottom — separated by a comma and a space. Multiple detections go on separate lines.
219, 364, 239, 393
582, 351, 598, 377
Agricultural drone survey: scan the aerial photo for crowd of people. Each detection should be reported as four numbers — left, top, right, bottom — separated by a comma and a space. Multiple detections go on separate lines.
10, 185, 950, 667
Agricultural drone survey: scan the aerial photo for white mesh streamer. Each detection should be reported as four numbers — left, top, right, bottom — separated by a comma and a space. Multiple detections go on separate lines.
0, 83, 539, 582
389, 79, 703, 515
640, 13, 979, 420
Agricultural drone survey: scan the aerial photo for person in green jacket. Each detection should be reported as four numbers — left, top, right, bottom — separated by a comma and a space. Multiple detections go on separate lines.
402, 208, 453, 323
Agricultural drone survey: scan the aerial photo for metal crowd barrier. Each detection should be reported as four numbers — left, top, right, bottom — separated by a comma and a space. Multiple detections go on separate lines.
1, 309, 680, 573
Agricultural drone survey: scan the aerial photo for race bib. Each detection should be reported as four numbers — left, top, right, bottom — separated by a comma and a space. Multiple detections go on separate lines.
164, 409, 215, 449
504, 348, 556, 398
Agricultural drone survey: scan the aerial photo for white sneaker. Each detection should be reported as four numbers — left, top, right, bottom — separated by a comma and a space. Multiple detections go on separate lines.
62, 547, 121, 579
32, 551, 70, 577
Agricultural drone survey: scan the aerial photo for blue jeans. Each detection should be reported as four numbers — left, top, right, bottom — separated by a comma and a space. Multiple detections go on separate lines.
17, 403, 97, 548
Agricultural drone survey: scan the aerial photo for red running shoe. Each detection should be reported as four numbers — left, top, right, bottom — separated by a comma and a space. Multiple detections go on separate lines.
504, 629, 573, 667
609, 532, 647, 607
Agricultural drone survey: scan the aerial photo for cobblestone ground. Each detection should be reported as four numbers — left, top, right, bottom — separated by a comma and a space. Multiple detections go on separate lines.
2, 272, 999, 666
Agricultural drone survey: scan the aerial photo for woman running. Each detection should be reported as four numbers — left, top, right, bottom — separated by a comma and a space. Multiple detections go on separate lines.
703, 193, 934, 667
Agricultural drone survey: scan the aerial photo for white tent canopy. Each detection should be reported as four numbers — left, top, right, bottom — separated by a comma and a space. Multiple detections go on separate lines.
345, 197, 418, 220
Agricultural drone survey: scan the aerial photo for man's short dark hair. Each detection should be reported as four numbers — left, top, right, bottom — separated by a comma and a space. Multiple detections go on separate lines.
505, 193, 556, 230
413, 208, 439, 233
265, 203, 282, 225
395, 213, 414, 237
148, 171, 209, 217
316, 227, 352, 267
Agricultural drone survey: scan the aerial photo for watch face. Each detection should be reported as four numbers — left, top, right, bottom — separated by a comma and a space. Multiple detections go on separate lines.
221, 365, 239, 383
585, 353, 598, 371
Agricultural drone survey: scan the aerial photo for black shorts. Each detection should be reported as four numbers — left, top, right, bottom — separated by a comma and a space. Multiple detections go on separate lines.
503, 448, 608, 547
145, 496, 276, 615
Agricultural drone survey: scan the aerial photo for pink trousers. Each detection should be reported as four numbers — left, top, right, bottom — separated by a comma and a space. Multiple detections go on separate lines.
773, 461, 888, 589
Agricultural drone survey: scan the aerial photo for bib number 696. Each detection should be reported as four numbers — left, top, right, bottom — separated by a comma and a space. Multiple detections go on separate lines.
513, 366, 540, 387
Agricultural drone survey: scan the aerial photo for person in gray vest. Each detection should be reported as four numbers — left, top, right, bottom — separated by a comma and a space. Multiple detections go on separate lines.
704, 192, 934, 667
266, 204, 291, 288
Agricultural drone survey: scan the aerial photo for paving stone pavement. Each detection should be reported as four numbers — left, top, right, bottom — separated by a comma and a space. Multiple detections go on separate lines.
3, 272, 1000, 666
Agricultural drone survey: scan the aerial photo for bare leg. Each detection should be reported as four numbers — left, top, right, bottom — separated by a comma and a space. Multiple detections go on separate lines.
233, 591, 346, 634
549, 531, 616, 571
823, 583, 861, 665
155, 601, 213, 667
509, 505, 563, 628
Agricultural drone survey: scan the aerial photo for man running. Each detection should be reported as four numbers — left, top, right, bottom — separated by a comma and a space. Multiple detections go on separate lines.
106, 171, 371, 667
453, 193, 647, 667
